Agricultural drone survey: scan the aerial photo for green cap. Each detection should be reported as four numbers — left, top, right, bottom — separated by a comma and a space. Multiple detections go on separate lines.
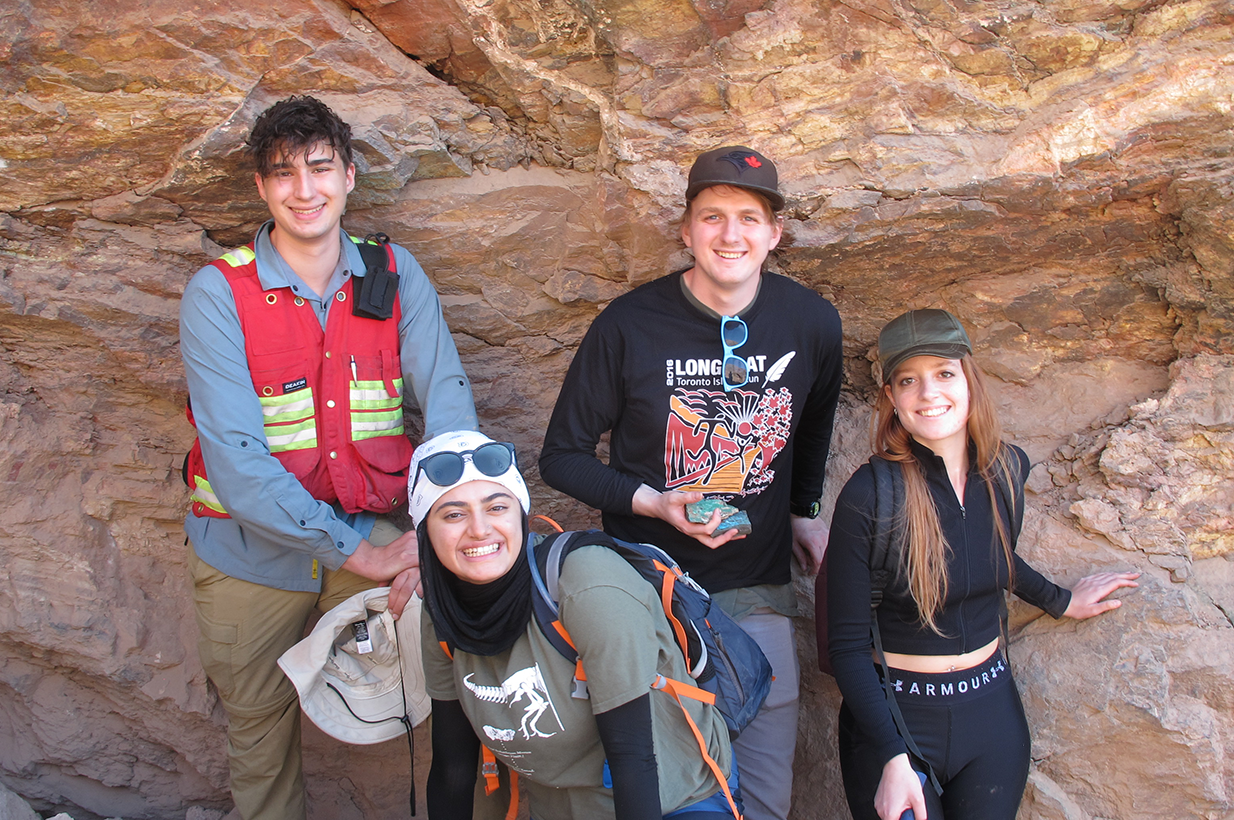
877, 309, 972, 382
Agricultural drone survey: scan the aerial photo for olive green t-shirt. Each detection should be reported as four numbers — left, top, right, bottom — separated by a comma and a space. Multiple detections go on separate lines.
422, 545, 732, 819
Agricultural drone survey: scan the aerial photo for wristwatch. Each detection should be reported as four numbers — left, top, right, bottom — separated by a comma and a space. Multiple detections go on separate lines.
791, 499, 821, 519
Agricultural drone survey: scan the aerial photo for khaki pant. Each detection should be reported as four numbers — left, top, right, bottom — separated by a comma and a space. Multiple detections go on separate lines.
728, 609, 800, 820
190, 519, 403, 820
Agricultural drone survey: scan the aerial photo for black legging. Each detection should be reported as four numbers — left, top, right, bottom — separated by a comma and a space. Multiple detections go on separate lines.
838, 652, 1030, 820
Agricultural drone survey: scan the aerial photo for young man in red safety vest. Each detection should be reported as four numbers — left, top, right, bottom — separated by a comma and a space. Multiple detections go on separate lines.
179, 96, 477, 820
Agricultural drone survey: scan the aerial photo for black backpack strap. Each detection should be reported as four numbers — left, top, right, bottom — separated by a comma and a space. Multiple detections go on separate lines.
531, 529, 613, 613
997, 443, 1026, 546
527, 532, 572, 656
868, 456, 944, 797
868, 456, 902, 608
546, 529, 583, 602
353, 233, 399, 320
993, 442, 1027, 658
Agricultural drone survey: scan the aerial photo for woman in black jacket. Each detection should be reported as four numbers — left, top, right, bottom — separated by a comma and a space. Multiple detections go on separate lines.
826, 309, 1139, 820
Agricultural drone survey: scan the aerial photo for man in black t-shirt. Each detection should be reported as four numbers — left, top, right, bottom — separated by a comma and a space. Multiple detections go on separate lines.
540, 146, 843, 820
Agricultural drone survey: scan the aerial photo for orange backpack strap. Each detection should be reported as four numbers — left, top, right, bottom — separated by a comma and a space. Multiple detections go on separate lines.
651, 559, 693, 668
481, 746, 501, 795
505, 770, 519, 820
550, 620, 590, 698
531, 514, 564, 533
480, 747, 520, 819
548, 624, 732, 816
652, 675, 741, 819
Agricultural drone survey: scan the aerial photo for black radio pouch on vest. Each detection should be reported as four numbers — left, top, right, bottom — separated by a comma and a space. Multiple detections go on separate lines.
353, 233, 399, 320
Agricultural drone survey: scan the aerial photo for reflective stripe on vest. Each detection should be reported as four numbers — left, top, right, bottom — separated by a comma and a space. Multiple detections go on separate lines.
260, 388, 319, 451
190, 475, 227, 515
350, 377, 404, 440
219, 246, 256, 268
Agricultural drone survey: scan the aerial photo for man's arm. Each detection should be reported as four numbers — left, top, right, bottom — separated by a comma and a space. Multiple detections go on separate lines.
389, 245, 478, 439
539, 312, 643, 513
791, 515, 830, 576
181, 266, 379, 573
788, 299, 844, 574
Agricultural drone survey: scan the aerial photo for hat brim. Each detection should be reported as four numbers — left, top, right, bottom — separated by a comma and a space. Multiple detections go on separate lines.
278, 588, 430, 745
297, 673, 414, 745
686, 180, 785, 211
882, 343, 971, 382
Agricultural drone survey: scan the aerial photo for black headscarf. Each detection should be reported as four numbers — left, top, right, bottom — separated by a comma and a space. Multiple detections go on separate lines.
418, 515, 534, 657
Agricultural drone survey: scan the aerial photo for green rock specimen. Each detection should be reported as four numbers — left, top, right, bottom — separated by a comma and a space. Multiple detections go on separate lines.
713, 510, 752, 535
685, 498, 736, 523
685, 499, 753, 535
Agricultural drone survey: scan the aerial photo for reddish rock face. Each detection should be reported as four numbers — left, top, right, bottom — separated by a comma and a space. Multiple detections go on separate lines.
1, 0, 1232, 818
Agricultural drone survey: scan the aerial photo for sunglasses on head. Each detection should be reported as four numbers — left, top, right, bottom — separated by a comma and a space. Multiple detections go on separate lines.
721, 315, 749, 391
413, 441, 517, 489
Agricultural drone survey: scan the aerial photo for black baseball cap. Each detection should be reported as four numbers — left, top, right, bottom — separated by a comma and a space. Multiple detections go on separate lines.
877, 309, 972, 382
686, 146, 784, 211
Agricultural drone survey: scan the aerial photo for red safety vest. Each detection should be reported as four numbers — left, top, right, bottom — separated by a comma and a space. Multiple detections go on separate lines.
186, 238, 413, 519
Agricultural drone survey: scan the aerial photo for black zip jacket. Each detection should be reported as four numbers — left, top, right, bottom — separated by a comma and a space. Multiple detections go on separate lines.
827, 439, 1071, 766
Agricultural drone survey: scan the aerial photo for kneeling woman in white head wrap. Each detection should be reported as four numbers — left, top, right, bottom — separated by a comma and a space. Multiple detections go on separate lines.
410, 431, 737, 820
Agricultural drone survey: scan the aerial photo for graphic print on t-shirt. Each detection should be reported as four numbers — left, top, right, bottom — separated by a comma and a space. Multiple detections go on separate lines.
464, 665, 564, 742
664, 384, 793, 496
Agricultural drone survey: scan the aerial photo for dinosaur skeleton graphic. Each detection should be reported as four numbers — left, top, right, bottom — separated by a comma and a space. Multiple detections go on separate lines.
483, 725, 516, 742
464, 665, 562, 740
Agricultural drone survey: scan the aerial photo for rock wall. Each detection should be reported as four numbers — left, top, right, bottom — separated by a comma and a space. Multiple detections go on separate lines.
2, 0, 1232, 817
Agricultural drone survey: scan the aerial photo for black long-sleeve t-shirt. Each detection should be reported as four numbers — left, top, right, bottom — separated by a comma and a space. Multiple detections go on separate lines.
826, 439, 1071, 766
540, 271, 843, 592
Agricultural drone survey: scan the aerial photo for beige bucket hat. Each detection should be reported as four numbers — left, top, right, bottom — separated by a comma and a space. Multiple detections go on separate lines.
278, 586, 430, 744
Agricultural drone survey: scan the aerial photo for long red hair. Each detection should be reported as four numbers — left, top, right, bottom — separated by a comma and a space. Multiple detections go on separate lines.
871, 355, 1017, 634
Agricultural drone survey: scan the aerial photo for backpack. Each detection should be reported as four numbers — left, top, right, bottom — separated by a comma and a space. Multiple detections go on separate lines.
527, 529, 772, 737
814, 448, 1026, 796
527, 528, 772, 819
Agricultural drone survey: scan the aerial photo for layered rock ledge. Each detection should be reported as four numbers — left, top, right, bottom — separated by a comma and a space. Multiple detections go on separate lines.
2, 0, 1232, 817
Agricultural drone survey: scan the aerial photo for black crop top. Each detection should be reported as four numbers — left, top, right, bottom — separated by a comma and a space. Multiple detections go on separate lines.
826, 439, 1071, 766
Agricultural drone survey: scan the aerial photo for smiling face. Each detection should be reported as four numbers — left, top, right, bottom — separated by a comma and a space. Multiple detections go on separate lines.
425, 480, 524, 585
885, 355, 972, 456
254, 140, 355, 250
681, 185, 782, 302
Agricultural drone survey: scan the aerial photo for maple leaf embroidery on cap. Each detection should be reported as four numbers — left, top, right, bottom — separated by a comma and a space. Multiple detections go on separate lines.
719, 150, 763, 174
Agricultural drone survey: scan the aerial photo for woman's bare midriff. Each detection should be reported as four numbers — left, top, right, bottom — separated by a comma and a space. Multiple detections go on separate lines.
880, 636, 999, 674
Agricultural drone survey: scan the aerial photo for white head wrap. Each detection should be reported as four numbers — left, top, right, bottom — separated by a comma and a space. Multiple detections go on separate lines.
407, 430, 529, 525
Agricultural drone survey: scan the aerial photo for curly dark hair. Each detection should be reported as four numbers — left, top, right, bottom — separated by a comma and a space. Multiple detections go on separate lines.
245, 96, 354, 177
